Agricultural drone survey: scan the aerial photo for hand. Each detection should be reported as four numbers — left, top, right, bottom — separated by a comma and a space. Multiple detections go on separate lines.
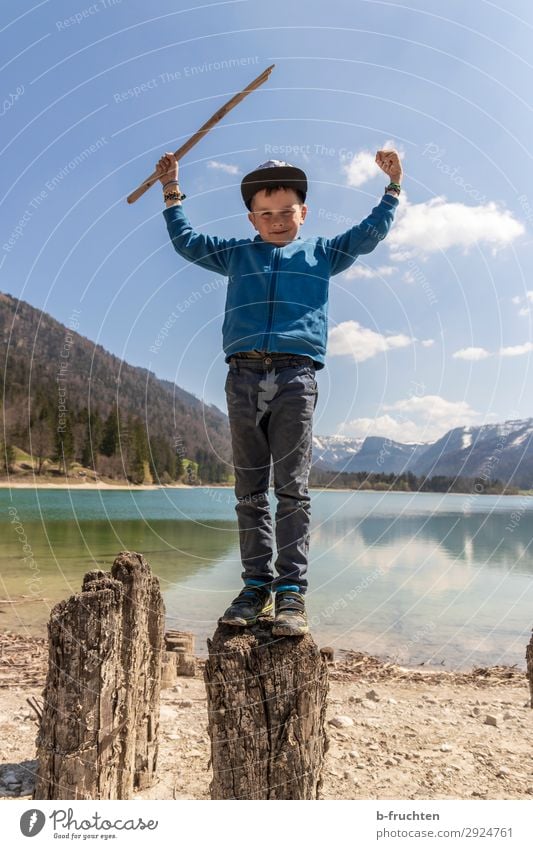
156, 152, 179, 186
375, 149, 403, 183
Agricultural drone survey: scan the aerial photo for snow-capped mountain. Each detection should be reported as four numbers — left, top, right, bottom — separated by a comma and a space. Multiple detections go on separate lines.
312, 434, 365, 469
313, 418, 533, 487
410, 419, 533, 486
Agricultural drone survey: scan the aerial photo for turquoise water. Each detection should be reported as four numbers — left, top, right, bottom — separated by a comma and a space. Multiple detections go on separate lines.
1, 487, 532, 669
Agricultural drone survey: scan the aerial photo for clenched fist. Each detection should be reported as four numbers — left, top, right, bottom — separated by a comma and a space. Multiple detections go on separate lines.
156, 152, 179, 186
375, 149, 402, 183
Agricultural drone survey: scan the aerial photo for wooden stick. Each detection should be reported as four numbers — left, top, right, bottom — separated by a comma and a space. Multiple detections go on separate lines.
127, 64, 275, 204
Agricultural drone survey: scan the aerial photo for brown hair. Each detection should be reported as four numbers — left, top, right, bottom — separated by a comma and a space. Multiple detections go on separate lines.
247, 184, 306, 211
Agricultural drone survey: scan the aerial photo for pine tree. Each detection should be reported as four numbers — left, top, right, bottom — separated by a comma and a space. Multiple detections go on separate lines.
100, 408, 119, 457
128, 418, 148, 484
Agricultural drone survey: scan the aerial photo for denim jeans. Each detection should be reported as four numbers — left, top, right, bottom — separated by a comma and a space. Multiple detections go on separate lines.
225, 354, 319, 594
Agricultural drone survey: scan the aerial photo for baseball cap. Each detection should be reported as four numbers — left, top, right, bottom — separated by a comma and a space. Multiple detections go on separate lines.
241, 160, 308, 209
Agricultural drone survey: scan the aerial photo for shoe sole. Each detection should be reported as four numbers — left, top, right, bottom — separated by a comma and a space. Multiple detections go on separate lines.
272, 623, 309, 636
220, 604, 274, 627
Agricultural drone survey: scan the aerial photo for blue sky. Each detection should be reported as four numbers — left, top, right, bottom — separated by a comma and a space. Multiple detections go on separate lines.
1, 0, 532, 442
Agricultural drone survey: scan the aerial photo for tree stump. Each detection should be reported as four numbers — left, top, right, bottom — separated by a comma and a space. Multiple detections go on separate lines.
33, 552, 164, 800
527, 630, 533, 708
111, 553, 163, 793
161, 652, 178, 689
204, 620, 329, 800
165, 630, 196, 677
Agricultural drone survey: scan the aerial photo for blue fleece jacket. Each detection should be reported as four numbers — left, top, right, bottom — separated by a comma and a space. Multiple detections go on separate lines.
163, 193, 398, 369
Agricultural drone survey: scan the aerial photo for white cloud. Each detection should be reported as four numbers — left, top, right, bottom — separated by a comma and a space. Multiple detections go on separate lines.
329, 320, 414, 362
341, 140, 403, 188
207, 160, 240, 175
341, 150, 379, 188
338, 414, 422, 443
344, 265, 397, 279
338, 394, 480, 443
388, 196, 524, 259
421, 339, 435, 347
499, 341, 533, 357
452, 347, 491, 361
512, 290, 533, 317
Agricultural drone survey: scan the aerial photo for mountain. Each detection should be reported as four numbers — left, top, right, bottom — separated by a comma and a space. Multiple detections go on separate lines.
409, 420, 533, 486
0, 292, 232, 482
313, 419, 533, 488
312, 434, 365, 469
313, 434, 428, 474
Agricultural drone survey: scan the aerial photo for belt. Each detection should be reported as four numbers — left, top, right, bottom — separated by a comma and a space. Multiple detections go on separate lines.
230, 351, 315, 366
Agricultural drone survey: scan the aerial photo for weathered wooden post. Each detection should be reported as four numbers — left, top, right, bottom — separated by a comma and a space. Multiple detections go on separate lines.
526, 629, 533, 708
204, 620, 329, 800
33, 552, 164, 800
112, 552, 164, 793
165, 629, 196, 677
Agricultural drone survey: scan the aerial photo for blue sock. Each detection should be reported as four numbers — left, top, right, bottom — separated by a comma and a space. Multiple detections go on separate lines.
244, 578, 270, 589
276, 584, 301, 594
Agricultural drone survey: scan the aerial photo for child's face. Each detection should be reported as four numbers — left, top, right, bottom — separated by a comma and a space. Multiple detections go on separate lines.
248, 188, 307, 246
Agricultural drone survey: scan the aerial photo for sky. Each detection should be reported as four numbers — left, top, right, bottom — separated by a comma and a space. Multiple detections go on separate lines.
1, 0, 533, 443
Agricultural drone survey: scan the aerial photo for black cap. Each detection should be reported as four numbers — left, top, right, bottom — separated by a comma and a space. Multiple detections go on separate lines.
241, 160, 308, 209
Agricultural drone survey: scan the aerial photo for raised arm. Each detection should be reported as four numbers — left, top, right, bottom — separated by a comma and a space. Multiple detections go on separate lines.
325, 148, 402, 276
157, 152, 234, 275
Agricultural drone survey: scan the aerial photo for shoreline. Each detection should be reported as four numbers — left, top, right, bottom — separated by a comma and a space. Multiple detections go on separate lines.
0, 479, 530, 496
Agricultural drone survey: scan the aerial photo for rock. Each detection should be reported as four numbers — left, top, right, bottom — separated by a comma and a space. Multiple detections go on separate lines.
367, 744, 379, 751
472, 707, 481, 716
365, 689, 381, 702
503, 711, 514, 720
159, 705, 178, 721
1, 770, 18, 786
348, 750, 360, 759
384, 758, 396, 766
349, 696, 363, 704
328, 715, 354, 728
387, 697, 398, 705
484, 714, 499, 727
177, 699, 193, 708
497, 767, 510, 778
440, 743, 453, 752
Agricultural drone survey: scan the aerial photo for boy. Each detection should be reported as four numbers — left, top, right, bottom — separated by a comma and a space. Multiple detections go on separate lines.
157, 149, 402, 636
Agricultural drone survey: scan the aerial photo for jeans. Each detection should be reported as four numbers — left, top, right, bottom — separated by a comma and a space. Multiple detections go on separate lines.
225, 354, 319, 594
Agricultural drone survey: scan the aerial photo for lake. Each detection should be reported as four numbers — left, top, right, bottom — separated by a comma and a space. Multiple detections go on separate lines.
1, 487, 532, 670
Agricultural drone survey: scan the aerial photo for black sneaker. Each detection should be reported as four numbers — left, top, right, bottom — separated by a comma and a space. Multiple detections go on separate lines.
220, 585, 273, 627
272, 590, 308, 636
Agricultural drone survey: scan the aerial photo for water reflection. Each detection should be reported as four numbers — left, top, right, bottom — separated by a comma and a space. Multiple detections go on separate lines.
0, 489, 531, 669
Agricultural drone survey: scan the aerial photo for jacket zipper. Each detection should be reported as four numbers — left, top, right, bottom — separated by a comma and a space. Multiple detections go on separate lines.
262, 247, 280, 350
